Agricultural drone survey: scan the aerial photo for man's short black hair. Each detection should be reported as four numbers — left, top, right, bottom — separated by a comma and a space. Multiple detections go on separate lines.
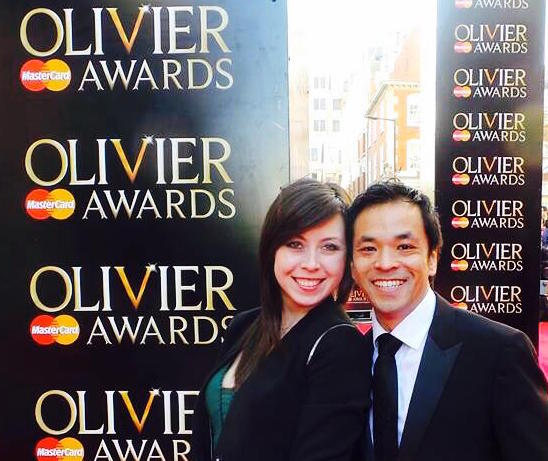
347, 179, 443, 256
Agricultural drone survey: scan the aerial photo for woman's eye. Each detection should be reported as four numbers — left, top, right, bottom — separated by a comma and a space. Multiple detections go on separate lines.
286, 241, 302, 249
323, 243, 340, 251
398, 243, 413, 250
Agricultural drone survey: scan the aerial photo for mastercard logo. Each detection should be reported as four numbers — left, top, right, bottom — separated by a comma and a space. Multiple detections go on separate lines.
20, 59, 71, 92
454, 41, 472, 53
452, 216, 470, 228
25, 189, 75, 220
452, 173, 470, 186
451, 259, 469, 271
453, 86, 472, 98
30, 315, 80, 346
35, 437, 84, 461
452, 130, 471, 142
455, 0, 473, 8
451, 302, 469, 310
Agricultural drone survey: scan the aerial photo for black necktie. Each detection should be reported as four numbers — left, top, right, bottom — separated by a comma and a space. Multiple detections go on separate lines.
373, 333, 403, 461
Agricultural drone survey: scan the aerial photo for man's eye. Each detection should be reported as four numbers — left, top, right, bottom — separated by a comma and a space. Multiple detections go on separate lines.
357, 246, 376, 253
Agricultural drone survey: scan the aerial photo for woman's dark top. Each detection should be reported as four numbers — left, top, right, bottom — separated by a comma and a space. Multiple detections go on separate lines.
191, 298, 370, 461
204, 364, 235, 447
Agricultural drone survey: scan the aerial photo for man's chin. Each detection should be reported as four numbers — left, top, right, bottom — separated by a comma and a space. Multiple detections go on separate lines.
372, 300, 409, 320
374, 304, 405, 317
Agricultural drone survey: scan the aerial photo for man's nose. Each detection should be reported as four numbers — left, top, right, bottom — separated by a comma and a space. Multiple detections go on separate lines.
374, 248, 398, 270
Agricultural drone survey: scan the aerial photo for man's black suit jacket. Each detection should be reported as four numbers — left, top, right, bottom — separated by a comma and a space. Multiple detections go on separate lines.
361, 295, 548, 461
191, 299, 370, 461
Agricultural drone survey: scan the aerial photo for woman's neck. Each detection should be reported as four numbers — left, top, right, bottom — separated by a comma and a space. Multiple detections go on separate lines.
280, 299, 321, 336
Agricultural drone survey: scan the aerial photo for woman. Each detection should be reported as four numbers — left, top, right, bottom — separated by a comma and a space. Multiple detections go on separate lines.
192, 178, 369, 461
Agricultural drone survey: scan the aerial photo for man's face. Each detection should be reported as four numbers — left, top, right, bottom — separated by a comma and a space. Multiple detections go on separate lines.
351, 200, 438, 331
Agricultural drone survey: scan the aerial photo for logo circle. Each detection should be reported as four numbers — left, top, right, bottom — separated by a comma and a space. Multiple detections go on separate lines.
451, 302, 468, 309
452, 174, 470, 186
30, 314, 80, 346
20, 59, 71, 92
49, 189, 76, 220
20, 60, 47, 91
30, 315, 56, 345
44, 59, 71, 91
54, 315, 80, 345
25, 189, 51, 220
454, 41, 472, 53
35, 436, 84, 461
451, 217, 470, 228
25, 189, 75, 220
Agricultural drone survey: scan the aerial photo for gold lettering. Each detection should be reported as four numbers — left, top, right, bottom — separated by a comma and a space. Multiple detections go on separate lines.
114, 265, 155, 309
119, 390, 158, 433
106, 7, 146, 53
111, 138, 149, 183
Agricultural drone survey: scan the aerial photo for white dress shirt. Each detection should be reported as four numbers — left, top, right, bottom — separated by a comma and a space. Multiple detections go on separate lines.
369, 288, 436, 445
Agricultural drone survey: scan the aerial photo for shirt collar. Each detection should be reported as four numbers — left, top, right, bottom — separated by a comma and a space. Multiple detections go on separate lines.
371, 288, 436, 351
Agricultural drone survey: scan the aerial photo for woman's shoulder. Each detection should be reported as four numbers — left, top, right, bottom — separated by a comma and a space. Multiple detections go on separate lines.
295, 300, 360, 348
308, 299, 353, 329
222, 307, 261, 347
228, 306, 261, 329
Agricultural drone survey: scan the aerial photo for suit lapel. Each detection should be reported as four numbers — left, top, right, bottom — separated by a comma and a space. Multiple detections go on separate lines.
398, 297, 462, 461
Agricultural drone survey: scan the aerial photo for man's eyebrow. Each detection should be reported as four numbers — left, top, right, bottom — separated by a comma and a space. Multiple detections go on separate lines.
356, 232, 414, 243
356, 235, 375, 243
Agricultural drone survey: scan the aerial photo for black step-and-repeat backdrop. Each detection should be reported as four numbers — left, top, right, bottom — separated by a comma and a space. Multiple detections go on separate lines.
435, 0, 545, 346
0, 1, 288, 458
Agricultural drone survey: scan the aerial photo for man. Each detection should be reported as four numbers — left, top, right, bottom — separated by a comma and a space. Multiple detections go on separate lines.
348, 180, 548, 461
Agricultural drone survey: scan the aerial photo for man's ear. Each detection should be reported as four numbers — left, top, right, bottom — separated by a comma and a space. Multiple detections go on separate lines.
427, 249, 439, 277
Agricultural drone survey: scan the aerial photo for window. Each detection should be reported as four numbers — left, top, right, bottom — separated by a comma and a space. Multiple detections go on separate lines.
367, 119, 375, 146
405, 139, 421, 174
313, 77, 326, 89
332, 120, 340, 132
407, 93, 420, 127
313, 120, 326, 131
360, 158, 367, 174
310, 148, 319, 161
329, 148, 337, 163
313, 98, 326, 110
333, 99, 342, 110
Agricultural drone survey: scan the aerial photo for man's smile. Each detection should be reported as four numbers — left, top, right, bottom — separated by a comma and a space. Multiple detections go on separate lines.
372, 279, 405, 289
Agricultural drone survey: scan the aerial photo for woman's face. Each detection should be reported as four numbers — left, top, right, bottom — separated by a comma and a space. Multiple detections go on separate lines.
274, 214, 346, 313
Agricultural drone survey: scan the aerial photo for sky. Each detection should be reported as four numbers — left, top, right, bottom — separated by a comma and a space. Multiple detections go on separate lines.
289, 0, 435, 67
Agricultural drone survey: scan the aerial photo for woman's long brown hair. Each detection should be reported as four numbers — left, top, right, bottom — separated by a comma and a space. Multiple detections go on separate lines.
234, 178, 352, 388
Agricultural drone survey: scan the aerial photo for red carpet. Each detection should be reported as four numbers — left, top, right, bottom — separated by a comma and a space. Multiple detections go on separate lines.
540, 323, 548, 379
